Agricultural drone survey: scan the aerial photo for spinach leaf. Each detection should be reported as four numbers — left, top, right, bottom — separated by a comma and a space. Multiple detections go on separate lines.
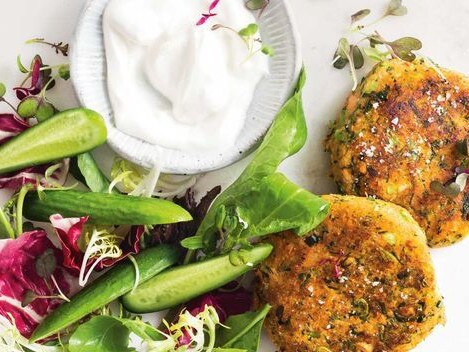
221, 173, 330, 250
184, 68, 330, 254
216, 304, 271, 352
70, 152, 114, 193
68, 316, 132, 352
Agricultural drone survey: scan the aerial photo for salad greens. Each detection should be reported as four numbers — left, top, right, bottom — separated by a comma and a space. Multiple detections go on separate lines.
67, 304, 270, 352
69, 316, 132, 352
183, 68, 330, 255
0, 38, 330, 352
216, 305, 271, 352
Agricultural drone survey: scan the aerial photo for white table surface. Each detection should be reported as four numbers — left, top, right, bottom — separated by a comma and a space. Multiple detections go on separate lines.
1, 1, 468, 351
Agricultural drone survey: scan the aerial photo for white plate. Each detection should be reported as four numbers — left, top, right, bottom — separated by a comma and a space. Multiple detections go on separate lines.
1, 0, 469, 351
70, 0, 302, 174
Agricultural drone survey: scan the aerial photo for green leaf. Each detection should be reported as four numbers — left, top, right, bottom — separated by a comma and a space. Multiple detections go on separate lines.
36, 101, 56, 122
222, 173, 330, 249
0, 83, 6, 98
261, 44, 274, 57
119, 317, 163, 341
75, 152, 114, 193
216, 305, 271, 352
363, 46, 390, 62
195, 68, 330, 254
58, 64, 70, 80
389, 37, 422, 61
351, 45, 364, 69
68, 316, 132, 352
351, 9, 371, 24
35, 248, 57, 279
385, 0, 408, 16
21, 289, 38, 307
17, 97, 39, 118
333, 38, 350, 69
16, 55, 29, 73
238, 23, 259, 37
245, 0, 268, 11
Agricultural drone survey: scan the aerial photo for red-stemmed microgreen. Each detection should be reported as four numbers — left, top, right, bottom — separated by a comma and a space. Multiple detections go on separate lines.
211, 22, 274, 60
12, 54, 69, 121
196, 0, 221, 26
25, 38, 69, 56
332, 0, 422, 90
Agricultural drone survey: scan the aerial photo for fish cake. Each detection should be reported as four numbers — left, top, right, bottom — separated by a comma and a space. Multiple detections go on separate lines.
255, 195, 444, 352
325, 58, 469, 247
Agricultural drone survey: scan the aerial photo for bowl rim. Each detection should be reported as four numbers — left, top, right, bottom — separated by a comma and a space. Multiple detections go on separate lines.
70, 0, 302, 174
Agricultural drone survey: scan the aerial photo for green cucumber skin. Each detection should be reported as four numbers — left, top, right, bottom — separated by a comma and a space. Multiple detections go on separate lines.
24, 190, 192, 225
0, 108, 107, 174
30, 245, 179, 342
122, 244, 273, 313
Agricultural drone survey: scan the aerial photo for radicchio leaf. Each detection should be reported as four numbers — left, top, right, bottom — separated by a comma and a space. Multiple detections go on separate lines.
0, 230, 74, 337
0, 114, 69, 190
50, 215, 144, 275
176, 284, 251, 348
185, 285, 251, 323
0, 113, 29, 143
150, 186, 221, 246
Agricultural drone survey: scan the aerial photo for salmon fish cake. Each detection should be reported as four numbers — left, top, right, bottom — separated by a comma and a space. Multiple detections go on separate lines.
325, 58, 469, 247
255, 195, 444, 352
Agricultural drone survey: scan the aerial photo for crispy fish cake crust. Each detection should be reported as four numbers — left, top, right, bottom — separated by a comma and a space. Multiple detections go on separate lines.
325, 59, 469, 247
255, 195, 444, 352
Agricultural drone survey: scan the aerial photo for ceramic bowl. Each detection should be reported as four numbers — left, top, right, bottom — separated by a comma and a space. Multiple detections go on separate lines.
71, 0, 301, 174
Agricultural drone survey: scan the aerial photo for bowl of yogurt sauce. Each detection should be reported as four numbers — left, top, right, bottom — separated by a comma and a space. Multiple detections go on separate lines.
71, 0, 301, 174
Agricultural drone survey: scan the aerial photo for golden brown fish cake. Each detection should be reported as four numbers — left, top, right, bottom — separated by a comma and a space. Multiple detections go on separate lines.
325, 58, 469, 247
255, 195, 444, 352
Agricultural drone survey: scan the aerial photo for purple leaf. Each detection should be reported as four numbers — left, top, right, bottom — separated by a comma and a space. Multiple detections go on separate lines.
209, 0, 220, 12
30, 56, 43, 91
50, 215, 144, 275
0, 230, 75, 338
14, 88, 29, 100
0, 114, 29, 143
185, 285, 251, 323
150, 186, 221, 246
196, 0, 221, 25
196, 15, 209, 26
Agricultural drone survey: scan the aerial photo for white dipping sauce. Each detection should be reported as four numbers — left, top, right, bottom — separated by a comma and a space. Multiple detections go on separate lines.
103, 0, 269, 153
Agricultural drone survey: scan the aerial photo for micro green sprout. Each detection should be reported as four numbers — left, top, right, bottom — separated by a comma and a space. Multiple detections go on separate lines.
211, 22, 274, 61
332, 0, 422, 90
